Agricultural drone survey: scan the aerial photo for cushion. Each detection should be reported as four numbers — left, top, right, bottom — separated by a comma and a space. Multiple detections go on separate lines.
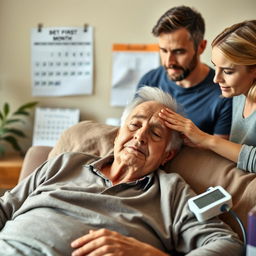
48, 120, 118, 159
48, 120, 256, 239
20, 146, 53, 182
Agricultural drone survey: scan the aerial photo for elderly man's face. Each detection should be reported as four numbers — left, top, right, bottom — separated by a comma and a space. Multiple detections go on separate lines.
114, 101, 175, 176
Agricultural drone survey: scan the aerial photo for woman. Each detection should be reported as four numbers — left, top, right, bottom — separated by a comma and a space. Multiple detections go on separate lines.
159, 20, 256, 172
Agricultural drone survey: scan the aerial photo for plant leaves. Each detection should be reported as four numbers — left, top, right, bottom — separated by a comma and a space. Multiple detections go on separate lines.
3, 102, 10, 117
16, 101, 38, 112
0, 128, 9, 136
2, 135, 22, 151
0, 144, 5, 156
13, 110, 29, 116
5, 119, 25, 125
0, 128, 26, 138
0, 101, 38, 154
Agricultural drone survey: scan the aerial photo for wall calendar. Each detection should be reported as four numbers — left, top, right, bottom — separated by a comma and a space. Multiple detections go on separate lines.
31, 26, 93, 96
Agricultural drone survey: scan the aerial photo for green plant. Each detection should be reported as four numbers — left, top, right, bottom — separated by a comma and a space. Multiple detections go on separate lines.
0, 101, 38, 156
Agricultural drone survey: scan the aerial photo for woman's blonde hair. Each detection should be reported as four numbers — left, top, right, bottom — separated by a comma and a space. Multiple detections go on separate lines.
212, 20, 256, 101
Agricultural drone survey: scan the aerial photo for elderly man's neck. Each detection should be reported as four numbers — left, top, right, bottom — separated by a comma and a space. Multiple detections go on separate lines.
101, 162, 146, 185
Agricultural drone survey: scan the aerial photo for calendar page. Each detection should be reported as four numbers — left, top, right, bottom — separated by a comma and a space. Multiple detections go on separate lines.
111, 44, 160, 106
32, 107, 80, 146
31, 26, 93, 96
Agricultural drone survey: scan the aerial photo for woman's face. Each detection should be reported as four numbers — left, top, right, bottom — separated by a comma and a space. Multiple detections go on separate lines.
211, 46, 256, 97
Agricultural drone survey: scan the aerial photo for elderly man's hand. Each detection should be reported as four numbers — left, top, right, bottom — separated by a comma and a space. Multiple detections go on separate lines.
71, 228, 169, 256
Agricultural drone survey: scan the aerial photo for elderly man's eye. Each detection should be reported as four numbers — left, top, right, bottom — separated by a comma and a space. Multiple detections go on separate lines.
129, 123, 139, 130
152, 131, 161, 138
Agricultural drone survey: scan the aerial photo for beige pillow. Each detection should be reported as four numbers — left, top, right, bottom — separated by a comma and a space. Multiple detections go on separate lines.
48, 120, 256, 239
48, 120, 118, 159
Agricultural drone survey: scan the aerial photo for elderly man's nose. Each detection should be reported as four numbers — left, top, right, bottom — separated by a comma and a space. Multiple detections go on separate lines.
135, 129, 147, 143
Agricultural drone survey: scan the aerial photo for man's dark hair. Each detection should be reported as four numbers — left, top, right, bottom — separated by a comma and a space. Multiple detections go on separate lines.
152, 5, 205, 48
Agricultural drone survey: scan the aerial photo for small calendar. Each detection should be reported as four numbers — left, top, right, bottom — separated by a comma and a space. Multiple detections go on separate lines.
32, 107, 80, 146
31, 26, 93, 96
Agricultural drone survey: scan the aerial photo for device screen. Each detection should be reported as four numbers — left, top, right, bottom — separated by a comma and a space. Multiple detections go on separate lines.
193, 189, 225, 209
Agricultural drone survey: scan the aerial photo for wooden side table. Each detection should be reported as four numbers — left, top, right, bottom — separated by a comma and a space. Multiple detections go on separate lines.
0, 153, 23, 189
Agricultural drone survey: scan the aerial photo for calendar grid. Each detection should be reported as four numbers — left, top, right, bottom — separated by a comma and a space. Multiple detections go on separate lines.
32, 107, 80, 147
31, 26, 93, 96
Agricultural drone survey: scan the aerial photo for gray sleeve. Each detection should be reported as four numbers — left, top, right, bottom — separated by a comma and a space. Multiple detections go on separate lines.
237, 144, 256, 173
171, 179, 243, 255
0, 159, 51, 229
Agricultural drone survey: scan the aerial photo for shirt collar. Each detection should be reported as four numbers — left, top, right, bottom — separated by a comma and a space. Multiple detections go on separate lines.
86, 154, 156, 190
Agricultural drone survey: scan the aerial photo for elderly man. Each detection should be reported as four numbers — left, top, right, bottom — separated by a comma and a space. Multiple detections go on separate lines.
0, 87, 242, 256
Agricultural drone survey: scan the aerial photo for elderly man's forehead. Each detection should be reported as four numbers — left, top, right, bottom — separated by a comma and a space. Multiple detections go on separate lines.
133, 101, 166, 113
129, 101, 168, 125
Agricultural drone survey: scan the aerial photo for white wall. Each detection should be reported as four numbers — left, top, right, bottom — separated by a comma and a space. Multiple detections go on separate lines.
0, 0, 255, 152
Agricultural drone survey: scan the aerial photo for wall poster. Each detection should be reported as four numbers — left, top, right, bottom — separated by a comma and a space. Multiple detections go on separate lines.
111, 44, 160, 106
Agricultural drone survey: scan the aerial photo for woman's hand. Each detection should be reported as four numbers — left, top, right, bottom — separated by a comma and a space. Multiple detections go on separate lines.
71, 228, 169, 256
159, 108, 211, 148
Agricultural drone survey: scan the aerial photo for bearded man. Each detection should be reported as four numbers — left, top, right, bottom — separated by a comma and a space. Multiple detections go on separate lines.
136, 5, 231, 139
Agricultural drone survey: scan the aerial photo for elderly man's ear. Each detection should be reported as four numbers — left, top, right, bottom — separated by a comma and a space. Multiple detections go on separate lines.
161, 150, 176, 166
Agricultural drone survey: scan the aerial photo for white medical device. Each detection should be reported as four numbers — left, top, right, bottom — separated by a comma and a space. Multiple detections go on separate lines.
188, 186, 232, 222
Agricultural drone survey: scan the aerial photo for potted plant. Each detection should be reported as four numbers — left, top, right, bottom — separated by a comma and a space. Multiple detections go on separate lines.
0, 101, 38, 156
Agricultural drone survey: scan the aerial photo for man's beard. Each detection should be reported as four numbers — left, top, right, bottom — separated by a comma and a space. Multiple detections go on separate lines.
165, 53, 198, 82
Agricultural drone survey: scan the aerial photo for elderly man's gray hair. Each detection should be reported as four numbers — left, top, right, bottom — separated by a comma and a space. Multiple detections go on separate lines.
121, 86, 183, 152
